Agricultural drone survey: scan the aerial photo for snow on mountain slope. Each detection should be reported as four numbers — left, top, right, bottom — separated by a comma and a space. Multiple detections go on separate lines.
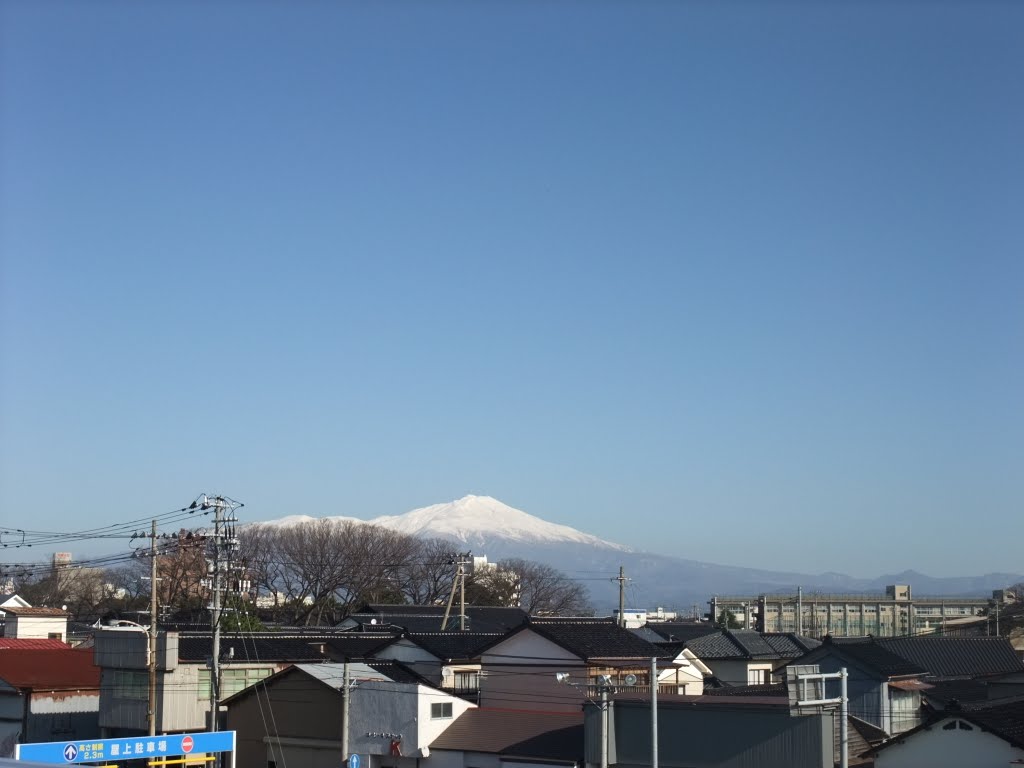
369, 495, 632, 551
259, 495, 630, 552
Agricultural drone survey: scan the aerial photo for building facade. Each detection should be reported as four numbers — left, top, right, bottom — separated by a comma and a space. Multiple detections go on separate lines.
710, 585, 992, 638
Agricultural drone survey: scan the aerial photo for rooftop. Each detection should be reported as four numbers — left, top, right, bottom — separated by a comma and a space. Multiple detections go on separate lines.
515, 617, 672, 662
429, 707, 583, 761
876, 635, 1024, 679
0, 648, 99, 690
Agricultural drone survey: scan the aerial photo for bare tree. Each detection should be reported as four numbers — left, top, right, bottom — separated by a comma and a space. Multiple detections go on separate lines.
475, 557, 598, 618
397, 538, 459, 605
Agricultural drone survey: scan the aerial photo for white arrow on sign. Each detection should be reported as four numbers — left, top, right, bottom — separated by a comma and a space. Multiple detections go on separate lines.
63, 744, 79, 762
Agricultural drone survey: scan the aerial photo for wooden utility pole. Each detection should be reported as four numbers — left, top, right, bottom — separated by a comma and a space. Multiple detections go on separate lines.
613, 567, 627, 627
148, 519, 158, 736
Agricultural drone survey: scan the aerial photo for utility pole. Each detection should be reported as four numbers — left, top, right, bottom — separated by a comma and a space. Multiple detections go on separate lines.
149, 519, 158, 737
341, 659, 350, 766
441, 552, 471, 631
204, 495, 242, 735
650, 656, 658, 768
613, 566, 628, 627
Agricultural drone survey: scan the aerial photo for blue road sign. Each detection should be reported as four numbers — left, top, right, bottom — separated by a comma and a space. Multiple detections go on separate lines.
349, 754, 361, 768
16, 731, 236, 764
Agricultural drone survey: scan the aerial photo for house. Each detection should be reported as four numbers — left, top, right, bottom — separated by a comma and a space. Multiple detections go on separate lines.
629, 627, 711, 695
0, 595, 31, 619
0, 607, 69, 643
863, 698, 1024, 768
682, 630, 821, 687
477, 617, 674, 712
0, 648, 100, 757
872, 635, 1024, 682
785, 636, 930, 735
428, 707, 583, 768
366, 632, 506, 704
223, 661, 474, 768
94, 628, 331, 736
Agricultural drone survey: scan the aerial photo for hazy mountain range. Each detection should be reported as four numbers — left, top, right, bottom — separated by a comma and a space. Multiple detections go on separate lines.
264, 495, 1022, 610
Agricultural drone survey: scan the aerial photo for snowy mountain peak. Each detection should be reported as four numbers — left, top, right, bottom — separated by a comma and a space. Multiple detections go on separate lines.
368, 495, 630, 551
258, 495, 630, 552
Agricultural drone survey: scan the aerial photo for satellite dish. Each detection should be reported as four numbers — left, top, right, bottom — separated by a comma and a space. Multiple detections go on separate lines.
623, 674, 637, 686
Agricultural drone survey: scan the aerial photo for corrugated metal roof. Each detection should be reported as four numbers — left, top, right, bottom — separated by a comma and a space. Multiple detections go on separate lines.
0, 638, 70, 650
0, 648, 99, 690
295, 662, 396, 689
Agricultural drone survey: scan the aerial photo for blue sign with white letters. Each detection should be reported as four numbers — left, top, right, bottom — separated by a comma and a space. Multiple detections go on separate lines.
15, 730, 235, 764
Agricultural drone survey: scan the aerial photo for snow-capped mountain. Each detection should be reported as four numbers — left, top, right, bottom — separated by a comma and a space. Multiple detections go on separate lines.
258, 495, 1022, 608
370, 495, 632, 552
261, 495, 630, 552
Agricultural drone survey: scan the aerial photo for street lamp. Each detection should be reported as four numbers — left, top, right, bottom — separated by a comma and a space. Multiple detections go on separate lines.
556, 673, 614, 768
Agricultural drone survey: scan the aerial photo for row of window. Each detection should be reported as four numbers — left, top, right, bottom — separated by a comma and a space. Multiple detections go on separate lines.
110, 668, 275, 701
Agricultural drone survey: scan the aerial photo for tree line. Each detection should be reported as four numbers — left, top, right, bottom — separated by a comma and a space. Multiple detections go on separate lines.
10, 518, 593, 625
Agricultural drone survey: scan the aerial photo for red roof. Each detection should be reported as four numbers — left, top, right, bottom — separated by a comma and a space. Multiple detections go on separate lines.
0, 638, 70, 650
0, 648, 100, 690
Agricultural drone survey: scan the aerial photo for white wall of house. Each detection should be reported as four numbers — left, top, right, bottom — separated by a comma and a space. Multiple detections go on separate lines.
874, 717, 1024, 768
5, 616, 67, 642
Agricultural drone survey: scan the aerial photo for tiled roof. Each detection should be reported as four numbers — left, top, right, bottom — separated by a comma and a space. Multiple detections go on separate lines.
176, 634, 331, 663
428, 708, 583, 760
876, 636, 1024, 679
2, 605, 67, 616
922, 679, 992, 707
324, 634, 399, 660
522, 618, 671, 661
0, 638, 70, 650
0, 648, 99, 690
400, 632, 505, 660
685, 630, 817, 660
644, 623, 719, 645
815, 637, 927, 678
630, 626, 670, 644
351, 605, 527, 633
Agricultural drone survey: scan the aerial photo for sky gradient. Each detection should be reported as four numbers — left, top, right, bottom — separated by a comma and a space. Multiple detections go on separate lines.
2, 1, 1022, 579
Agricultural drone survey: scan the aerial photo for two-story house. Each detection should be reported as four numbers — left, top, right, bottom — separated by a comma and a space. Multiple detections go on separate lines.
477, 617, 675, 712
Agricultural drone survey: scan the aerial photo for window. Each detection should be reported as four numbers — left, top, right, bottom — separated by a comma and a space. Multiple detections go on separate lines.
431, 702, 453, 719
747, 668, 767, 685
453, 671, 478, 691
221, 668, 274, 698
199, 667, 273, 700
113, 670, 147, 700
48, 632, 63, 640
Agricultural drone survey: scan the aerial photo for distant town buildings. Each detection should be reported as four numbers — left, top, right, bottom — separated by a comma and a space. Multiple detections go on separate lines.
710, 584, 1002, 638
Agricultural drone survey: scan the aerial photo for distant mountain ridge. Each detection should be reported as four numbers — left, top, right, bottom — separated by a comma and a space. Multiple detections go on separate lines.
260, 495, 1022, 609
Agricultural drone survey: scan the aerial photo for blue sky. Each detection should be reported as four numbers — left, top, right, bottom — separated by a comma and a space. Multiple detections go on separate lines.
1, 1, 1021, 579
